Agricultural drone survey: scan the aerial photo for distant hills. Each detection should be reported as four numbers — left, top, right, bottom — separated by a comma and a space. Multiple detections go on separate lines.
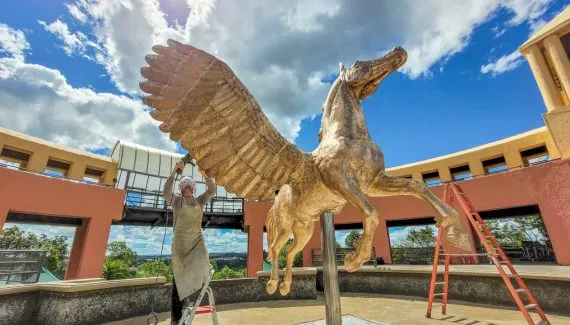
137, 252, 247, 269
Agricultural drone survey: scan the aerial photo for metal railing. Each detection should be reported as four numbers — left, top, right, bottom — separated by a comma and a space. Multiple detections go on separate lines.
0, 162, 112, 188
312, 247, 378, 267
124, 188, 244, 214
0, 250, 47, 285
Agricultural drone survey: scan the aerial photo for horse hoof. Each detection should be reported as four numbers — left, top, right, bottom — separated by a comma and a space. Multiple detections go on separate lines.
344, 252, 361, 272
279, 281, 291, 296
266, 280, 278, 295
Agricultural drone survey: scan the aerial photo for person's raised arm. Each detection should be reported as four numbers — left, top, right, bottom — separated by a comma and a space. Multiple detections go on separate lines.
164, 161, 184, 205
197, 170, 216, 207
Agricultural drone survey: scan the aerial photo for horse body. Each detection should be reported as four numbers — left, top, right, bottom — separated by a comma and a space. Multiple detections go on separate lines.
265, 47, 470, 296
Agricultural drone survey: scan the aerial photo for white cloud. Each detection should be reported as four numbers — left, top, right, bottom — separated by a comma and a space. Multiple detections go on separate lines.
37, 0, 554, 144
0, 23, 30, 61
481, 50, 525, 75
66, 3, 88, 23
38, 19, 91, 56
0, 25, 175, 151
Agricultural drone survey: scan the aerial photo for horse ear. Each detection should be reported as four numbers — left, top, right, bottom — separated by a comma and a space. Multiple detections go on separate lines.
339, 62, 346, 75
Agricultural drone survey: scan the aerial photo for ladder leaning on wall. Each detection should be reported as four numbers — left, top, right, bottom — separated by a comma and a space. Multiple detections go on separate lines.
425, 182, 551, 325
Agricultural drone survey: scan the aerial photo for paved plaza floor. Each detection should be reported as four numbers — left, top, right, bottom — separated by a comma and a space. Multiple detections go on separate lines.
109, 293, 570, 325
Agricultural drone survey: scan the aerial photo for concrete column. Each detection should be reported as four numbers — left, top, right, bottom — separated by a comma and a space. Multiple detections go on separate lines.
373, 219, 391, 263
0, 205, 8, 233
246, 223, 264, 278
504, 150, 524, 169
103, 169, 116, 186
411, 171, 422, 181
543, 34, 570, 102
536, 199, 570, 266
27, 151, 49, 173
438, 167, 452, 182
65, 217, 112, 280
68, 160, 87, 181
524, 44, 564, 112
545, 135, 561, 159
468, 160, 486, 177
302, 220, 321, 267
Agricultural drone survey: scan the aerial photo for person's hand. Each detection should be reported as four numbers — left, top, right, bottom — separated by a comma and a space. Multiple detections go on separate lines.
174, 161, 185, 173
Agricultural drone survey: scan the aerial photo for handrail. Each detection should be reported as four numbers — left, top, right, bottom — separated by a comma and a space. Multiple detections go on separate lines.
0, 162, 113, 188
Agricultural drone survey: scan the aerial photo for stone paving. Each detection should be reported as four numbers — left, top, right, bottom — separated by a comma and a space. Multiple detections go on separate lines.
108, 293, 570, 325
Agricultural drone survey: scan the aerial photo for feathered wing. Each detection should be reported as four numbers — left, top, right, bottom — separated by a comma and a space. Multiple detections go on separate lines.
140, 39, 313, 201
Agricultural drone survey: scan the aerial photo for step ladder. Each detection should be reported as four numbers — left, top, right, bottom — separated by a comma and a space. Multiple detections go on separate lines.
180, 269, 219, 325
426, 183, 550, 325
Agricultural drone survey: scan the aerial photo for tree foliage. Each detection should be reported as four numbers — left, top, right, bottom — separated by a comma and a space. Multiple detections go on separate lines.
106, 241, 137, 266
402, 226, 436, 248
486, 215, 547, 247
102, 259, 131, 280
278, 239, 303, 269
345, 230, 362, 249
212, 265, 246, 280
136, 259, 173, 282
0, 226, 69, 279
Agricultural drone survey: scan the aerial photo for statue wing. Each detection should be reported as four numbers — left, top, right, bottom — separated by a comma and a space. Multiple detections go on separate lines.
140, 39, 313, 201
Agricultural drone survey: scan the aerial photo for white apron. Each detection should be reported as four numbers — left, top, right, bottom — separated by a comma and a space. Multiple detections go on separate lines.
171, 197, 212, 301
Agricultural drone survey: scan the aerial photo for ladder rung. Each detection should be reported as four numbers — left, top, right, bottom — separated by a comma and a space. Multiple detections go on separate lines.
525, 304, 537, 310
439, 253, 488, 256
433, 293, 447, 296
507, 274, 519, 279
515, 288, 527, 294
435, 282, 446, 285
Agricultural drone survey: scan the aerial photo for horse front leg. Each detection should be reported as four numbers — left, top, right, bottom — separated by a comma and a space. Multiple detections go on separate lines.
330, 177, 379, 272
367, 173, 471, 250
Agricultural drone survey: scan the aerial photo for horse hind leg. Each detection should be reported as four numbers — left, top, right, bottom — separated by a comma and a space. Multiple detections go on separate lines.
265, 209, 293, 295
279, 219, 315, 296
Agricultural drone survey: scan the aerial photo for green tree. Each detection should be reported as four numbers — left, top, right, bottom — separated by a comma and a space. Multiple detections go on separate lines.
106, 241, 137, 267
136, 260, 173, 282
102, 259, 131, 280
345, 230, 362, 248
212, 265, 246, 280
0, 226, 69, 279
278, 239, 303, 269
402, 226, 436, 248
486, 215, 547, 247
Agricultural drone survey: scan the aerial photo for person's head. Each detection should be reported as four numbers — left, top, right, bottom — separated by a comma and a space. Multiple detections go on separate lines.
179, 176, 196, 197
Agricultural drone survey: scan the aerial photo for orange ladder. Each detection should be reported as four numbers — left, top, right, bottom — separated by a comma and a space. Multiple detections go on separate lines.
426, 183, 550, 325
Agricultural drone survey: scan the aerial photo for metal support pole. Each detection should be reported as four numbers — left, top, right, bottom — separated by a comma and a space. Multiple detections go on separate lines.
320, 212, 342, 325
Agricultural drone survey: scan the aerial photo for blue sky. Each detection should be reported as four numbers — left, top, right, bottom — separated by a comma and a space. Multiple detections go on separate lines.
0, 1, 567, 256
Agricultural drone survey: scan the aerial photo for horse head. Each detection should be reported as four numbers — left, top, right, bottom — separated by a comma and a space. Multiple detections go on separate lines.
339, 47, 407, 100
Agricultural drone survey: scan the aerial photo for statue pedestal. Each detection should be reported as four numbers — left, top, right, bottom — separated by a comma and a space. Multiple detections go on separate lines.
320, 212, 342, 325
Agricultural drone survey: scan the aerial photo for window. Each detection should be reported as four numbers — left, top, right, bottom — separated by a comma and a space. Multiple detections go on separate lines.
44, 169, 65, 177
520, 145, 550, 166
450, 164, 472, 181
0, 159, 20, 170
46, 158, 70, 176
0, 147, 30, 168
561, 33, 570, 61
482, 156, 508, 174
82, 176, 100, 184
422, 170, 441, 187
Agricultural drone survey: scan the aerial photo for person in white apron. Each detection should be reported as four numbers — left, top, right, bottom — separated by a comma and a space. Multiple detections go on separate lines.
164, 161, 216, 325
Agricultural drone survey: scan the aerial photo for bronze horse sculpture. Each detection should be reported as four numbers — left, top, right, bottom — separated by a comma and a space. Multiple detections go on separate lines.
140, 39, 469, 296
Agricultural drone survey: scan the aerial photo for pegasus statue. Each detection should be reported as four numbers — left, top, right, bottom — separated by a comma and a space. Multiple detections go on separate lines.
140, 39, 470, 296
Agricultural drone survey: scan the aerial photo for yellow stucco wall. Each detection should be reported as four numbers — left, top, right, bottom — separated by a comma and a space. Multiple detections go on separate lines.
0, 127, 118, 186
386, 127, 560, 182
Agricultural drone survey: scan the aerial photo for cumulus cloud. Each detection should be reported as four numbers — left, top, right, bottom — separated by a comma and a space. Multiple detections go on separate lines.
0, 24, 175, 151
480, 50, 525, 75
1, 0, 556, 150
47, 0, 553, 143
38, 19, 95, 57
0, 23, 30, 60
